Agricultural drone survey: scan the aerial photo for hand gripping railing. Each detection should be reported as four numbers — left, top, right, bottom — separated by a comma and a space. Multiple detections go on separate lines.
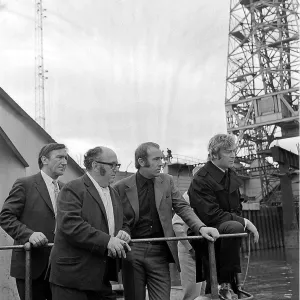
0, 233, 252, 300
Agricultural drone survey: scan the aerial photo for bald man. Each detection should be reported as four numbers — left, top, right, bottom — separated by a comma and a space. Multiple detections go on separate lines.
49, 146, 131, 300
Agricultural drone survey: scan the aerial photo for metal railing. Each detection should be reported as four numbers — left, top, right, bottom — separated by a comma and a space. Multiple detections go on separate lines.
0, 233, 252, 300
164, 153, 206, 166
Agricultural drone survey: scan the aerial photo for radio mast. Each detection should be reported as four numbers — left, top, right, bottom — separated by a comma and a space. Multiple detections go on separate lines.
35, 0, 47, 128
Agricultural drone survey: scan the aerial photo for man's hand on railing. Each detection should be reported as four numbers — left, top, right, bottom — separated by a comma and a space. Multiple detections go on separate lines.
107, 237, 131, 259
116, 230, 131, 243
29, 232, 48, 247
199, 226, 220, 242
244, 218, 259, 243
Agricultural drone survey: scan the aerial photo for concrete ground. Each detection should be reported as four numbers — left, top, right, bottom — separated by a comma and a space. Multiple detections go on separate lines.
114, 285, 211, 300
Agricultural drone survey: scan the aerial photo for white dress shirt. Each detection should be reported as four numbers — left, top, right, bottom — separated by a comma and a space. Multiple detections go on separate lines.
40, 170, 59, 215
86, 172, 115, 236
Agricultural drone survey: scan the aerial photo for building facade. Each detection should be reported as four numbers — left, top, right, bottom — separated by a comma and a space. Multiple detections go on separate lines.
0, 88, 84, 300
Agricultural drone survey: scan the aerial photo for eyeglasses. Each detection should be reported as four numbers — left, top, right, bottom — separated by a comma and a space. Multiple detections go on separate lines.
94, 161, 121, 169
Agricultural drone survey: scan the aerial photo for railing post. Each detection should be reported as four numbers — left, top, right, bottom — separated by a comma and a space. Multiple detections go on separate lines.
24, 242, 32, 300
208, 241, 219, 300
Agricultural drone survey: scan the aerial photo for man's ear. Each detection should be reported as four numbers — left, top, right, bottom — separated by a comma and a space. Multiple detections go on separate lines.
41, 156, 48, 166
138, 158, 145, 167
91, 161, 98, 171
211, 151, 221, 160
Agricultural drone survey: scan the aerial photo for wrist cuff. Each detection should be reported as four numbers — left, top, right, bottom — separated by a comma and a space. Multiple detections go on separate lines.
199, 225, 207, 234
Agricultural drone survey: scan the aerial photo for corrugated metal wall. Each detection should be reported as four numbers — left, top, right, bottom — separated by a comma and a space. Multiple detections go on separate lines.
241, 207, 284, 252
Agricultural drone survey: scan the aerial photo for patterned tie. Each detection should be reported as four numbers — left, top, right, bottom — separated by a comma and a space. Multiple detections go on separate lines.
52, 180, 59, 215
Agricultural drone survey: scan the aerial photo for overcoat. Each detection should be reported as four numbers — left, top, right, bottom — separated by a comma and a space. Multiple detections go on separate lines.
188, 161, 244, 281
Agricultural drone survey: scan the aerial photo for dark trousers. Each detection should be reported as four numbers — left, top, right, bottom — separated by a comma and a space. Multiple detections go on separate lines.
122, 243, 171, 300
51, 282, 114, 300
16, 268, 51, 300
216, 220, 244, 284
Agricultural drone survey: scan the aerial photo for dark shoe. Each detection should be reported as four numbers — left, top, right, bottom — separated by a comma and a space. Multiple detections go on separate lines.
219, 283, 238, 300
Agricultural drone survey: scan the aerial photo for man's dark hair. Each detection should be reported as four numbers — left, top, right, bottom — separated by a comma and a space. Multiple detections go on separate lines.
135, 142, 160, 169
83, 147, 103, 171
38, 143, 66, 169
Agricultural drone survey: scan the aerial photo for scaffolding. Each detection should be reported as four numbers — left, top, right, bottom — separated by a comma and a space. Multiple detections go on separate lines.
225, 0, 299, 203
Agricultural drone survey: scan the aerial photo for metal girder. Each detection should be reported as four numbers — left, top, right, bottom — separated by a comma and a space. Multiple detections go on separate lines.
225, 0, 299, 155
271, 145, 299, 169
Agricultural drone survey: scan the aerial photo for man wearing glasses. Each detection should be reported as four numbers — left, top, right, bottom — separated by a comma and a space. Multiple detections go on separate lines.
188, 134, 259, 300
49, 146, 131, 300
113, 142, 219, 300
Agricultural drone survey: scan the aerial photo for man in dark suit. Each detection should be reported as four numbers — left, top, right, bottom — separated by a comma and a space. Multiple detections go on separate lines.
49, 146, 131, 300
113, 142, 219, 300
188, 134, 259, 300
0, 143, 68, 300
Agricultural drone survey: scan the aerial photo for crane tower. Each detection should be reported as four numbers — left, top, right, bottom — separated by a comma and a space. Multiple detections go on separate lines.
225, 0, 299, 202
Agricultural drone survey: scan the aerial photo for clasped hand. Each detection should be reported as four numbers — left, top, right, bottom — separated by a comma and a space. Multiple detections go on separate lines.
29, 232, 48, 247
107, 231, 131, 259
199, 226, 220, 242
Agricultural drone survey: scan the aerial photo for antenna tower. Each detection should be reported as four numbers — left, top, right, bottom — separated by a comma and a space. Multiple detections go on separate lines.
225, 0, 299, 201
35, 0, 47, 128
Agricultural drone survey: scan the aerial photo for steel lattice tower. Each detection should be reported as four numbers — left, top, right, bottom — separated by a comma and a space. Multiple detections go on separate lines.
226, 0, 299, 151
35, 0, 47, 129
225, 0, 299, 201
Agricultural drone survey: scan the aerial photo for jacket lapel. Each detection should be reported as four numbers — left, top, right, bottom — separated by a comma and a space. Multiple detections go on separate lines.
125, 174, 139, 225
83, 174, 109, 228
35, 172, 54, 214
229, 171, 243, 193
154, 175, 164, 210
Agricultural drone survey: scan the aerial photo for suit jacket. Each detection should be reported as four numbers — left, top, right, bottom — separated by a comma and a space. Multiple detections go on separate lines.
49, 173, 130, 291
113, 172, 205, 270
0, 172, 61, 279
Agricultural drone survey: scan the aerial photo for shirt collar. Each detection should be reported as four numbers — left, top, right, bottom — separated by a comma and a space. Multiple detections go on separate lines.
41, 170, 56, 185
205, 161, 227, 184
211, 161, 226, 173
136, 171, 152, 189
86, 172, 109, 192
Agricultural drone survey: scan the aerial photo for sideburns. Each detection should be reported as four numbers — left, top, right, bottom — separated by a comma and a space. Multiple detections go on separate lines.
100, 165, 106, 176
143, 158, 150, 168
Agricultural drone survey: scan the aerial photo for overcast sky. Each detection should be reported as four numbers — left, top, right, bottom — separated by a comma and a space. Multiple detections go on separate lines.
0, 0, 298, 172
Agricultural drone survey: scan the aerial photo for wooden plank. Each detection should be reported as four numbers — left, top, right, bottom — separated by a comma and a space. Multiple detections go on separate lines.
261, 208, 269, 250
250, 210, 258, 251
278, 207, 284, 247
274, 207, 282, 248
262, 207, 271, 249
268, 207, 276, 249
